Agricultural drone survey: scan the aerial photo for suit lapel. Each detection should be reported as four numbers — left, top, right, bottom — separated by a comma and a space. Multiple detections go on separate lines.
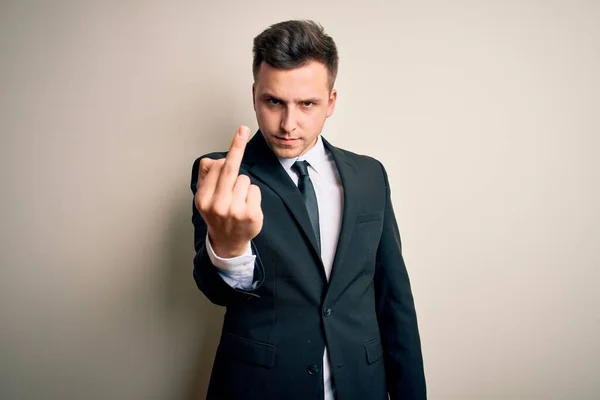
242, 132, 360, 285
244, 132, 323, 267
322, 137, 359, 286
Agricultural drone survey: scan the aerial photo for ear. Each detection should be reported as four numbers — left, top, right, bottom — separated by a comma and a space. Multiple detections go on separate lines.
326, 88, 338, 118
252, 83, 256, 111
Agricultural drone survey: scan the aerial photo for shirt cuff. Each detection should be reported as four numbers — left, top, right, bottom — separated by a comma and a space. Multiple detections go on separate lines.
205, 233, 255, 272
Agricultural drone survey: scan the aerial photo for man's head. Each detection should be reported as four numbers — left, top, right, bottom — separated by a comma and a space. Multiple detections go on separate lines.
252, 20, 339, 158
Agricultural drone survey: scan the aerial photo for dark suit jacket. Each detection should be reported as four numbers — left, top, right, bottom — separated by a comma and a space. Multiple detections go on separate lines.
190, 131, 426, 400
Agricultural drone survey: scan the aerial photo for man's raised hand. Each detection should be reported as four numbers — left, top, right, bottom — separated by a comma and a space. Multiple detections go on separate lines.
195, 126, 263, 258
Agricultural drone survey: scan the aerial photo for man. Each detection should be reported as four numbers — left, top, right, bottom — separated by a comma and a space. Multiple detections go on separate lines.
190, 20, 426, 400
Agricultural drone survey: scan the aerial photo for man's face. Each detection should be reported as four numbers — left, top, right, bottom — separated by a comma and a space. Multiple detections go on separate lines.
253, 61, 337, 159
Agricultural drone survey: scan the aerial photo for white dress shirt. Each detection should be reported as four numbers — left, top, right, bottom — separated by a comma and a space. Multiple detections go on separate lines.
205, 135, 344, 400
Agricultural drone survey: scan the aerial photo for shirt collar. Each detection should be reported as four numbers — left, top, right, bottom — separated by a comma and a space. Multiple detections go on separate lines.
278, 135, 327, 175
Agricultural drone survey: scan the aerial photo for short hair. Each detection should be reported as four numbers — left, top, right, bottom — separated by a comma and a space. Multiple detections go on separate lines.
252, 20, 339, 90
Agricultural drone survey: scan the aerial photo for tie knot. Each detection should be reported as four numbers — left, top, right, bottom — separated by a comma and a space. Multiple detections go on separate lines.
292, 160, 310, 177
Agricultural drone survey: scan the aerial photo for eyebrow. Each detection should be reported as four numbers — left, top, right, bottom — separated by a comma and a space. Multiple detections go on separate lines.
260, 93, 321, 104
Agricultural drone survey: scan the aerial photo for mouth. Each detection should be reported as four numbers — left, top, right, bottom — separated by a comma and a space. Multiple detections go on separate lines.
273, 136, 298, 144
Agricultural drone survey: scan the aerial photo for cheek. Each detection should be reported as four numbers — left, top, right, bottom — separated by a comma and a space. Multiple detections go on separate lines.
307, 108, 327, 127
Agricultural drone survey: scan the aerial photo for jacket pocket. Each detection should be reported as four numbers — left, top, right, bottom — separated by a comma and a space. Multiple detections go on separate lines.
364, 337, 384, 364
219, 332, 277, 368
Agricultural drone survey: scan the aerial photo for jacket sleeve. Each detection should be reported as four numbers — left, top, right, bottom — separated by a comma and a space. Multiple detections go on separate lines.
190, 156, 265, 307
374, 162, 427, 399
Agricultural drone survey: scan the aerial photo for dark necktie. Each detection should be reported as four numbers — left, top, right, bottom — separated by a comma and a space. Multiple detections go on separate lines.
292, 160, 321, 253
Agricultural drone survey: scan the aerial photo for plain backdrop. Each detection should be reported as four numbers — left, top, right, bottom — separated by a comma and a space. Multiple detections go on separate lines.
1, 1, 599, 399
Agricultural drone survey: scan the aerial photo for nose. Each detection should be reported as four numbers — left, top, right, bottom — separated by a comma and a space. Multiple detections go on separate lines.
280, 108, 297, 134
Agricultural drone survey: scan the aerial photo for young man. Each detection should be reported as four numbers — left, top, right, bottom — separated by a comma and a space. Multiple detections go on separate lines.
190, 20, 426, 400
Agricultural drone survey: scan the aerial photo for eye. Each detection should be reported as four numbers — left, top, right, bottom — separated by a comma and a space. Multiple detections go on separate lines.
302, 101, 314, 107
268, 98, 281, 106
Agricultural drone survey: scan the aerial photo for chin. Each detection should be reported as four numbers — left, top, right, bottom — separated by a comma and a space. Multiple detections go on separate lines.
265, 138, 302, 158
271, 147, 300, 159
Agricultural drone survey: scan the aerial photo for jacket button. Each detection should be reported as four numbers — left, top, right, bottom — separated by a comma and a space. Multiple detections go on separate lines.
322, 306, 332, 317
307, 364, 320, 375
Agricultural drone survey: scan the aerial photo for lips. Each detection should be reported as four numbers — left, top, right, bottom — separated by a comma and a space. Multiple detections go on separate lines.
274, 136, 298, 143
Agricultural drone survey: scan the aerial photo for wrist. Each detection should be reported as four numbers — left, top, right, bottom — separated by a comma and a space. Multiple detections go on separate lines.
209, 233, 249, 258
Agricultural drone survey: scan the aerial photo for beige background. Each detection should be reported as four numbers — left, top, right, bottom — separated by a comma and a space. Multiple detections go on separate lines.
1, 0, 599, 399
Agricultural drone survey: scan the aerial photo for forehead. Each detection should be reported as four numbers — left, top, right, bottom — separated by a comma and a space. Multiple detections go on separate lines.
255, 61, 330, 98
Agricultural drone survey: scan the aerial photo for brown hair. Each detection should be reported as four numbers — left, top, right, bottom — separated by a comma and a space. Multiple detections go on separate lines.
252, 20, 339, 90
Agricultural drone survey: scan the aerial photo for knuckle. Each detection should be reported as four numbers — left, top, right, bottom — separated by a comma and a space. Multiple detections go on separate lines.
247, 210, 262, 224
202, 199, 213, 212
230, 206, 246, 221
199, 158, 212, 172
197, 198, 210, 213
194, 196, 203, 210
194, 192, 204, 206
212, 203, 229, 218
